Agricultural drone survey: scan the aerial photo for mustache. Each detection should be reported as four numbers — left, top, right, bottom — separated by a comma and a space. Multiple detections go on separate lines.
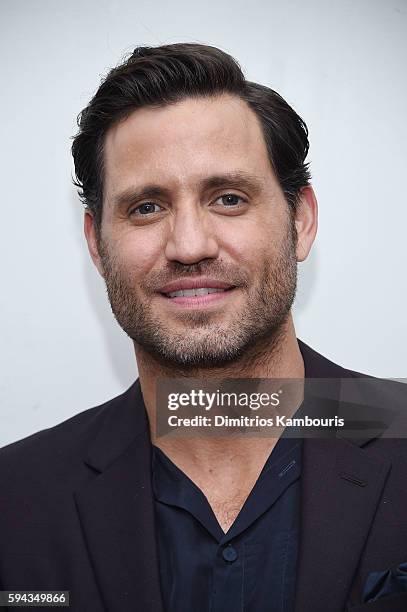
140, 260, 250, 292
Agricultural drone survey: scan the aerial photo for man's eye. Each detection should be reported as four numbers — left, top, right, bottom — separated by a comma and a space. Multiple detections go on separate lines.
130, 202, 163, 216
215, 194, 246, 207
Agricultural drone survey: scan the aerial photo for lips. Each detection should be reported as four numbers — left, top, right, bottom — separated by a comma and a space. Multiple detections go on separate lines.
158, 277, 235, 297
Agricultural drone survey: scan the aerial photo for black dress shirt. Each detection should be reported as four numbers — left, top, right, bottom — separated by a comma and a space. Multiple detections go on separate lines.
152, 436, 302, 612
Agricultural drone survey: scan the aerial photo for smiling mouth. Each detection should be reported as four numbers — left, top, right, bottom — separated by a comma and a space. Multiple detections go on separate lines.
163, 287, 233, 298
158, 286, 236, 308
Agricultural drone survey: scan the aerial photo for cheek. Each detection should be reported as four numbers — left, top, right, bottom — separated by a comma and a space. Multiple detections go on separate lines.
218, 216, 278, 265
110, 230, 165, 277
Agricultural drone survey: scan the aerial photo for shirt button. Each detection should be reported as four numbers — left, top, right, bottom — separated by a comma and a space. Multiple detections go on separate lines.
222, 545, 238, 562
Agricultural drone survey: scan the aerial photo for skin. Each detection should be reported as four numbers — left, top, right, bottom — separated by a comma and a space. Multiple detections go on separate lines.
84, 93, 318, 531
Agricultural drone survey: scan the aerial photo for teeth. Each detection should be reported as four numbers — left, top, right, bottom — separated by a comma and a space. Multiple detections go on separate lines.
167, 287, 228, 298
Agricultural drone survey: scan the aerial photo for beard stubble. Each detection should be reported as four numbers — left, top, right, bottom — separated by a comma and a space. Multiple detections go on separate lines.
98, 216, 298, 371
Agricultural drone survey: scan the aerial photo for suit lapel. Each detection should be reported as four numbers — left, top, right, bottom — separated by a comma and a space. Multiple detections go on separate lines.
295, 341, 392, 612
74, 381, 164, 612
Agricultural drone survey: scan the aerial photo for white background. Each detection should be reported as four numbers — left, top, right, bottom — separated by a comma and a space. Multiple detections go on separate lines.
1, 0, 406, 447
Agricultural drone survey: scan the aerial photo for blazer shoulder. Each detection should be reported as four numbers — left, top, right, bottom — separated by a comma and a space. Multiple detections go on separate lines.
0, 382, 138, 479
298, 338, 407, 417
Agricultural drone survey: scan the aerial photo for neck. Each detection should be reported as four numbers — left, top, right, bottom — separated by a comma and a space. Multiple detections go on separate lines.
134, 314, 304, 466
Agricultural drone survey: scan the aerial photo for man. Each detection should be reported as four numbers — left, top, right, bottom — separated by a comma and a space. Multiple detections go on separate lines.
1, 43, 406, 612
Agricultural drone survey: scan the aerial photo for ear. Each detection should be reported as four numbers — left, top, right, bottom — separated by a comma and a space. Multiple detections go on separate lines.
83, 211, 105, 278
294, 186, 318, 262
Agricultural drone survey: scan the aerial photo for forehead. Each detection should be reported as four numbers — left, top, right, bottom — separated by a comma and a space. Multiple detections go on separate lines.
103, 93, 274, 197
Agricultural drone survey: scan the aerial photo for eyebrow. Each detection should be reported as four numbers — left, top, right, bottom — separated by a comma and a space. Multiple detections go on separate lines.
111, 171, 264, 208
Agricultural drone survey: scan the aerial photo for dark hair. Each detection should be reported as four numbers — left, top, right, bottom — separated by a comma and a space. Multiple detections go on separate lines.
72, 43, 311, 238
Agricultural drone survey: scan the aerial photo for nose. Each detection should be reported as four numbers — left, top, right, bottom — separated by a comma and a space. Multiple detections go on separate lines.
164, 205, 219, 264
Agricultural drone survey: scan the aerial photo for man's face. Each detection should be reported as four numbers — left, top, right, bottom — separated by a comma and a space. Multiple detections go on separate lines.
91, 94, 300, 368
